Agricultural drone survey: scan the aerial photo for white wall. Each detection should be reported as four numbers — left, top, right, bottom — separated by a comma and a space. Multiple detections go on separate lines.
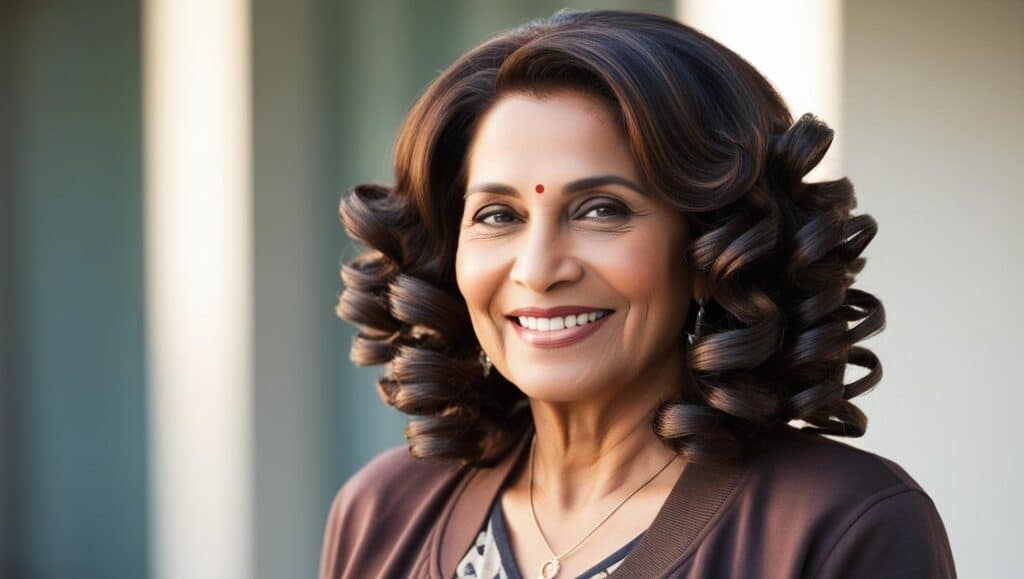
841, 1, 1022, 576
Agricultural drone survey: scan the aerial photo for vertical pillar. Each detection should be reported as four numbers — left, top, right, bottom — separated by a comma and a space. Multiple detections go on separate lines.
143, 1, 253, 577
677, 0, 843, 180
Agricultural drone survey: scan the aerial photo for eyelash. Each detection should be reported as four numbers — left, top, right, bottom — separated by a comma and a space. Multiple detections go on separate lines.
472, 200, 631, 226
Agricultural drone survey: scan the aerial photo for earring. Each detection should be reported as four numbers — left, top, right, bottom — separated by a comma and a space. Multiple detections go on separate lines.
479, 348, 492, 377
685, 300, 706, 346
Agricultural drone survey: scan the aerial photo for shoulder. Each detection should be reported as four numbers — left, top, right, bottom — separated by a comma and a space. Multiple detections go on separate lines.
318, 444, 463, 578
324, 443, 462, 527
749, 424, 928, 500
736, 425, 956, 577
334, 444, 453, 498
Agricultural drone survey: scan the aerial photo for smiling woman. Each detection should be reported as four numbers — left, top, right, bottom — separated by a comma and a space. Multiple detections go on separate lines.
320, 8, 956, 579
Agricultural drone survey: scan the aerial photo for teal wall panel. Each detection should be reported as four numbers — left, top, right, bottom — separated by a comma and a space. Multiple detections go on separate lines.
2, 1, 148, 578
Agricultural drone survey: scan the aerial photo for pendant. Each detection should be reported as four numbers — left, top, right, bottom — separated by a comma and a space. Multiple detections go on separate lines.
538, 557, 560, 579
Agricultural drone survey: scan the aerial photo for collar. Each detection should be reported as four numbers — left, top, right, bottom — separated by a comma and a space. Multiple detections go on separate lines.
428, 422, 750, 578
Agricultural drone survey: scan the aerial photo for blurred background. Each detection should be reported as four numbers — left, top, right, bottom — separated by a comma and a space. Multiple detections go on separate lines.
1, 0, 1020, 577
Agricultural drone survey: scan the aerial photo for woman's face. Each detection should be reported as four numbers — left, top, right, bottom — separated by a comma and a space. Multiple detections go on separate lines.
456, 89, 694, 405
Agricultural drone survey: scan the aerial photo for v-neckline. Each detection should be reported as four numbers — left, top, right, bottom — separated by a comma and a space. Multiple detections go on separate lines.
430, 422, 752, 578
489, 494, 646, 579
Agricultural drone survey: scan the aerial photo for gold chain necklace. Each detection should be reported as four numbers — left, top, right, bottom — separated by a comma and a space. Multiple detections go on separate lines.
527, 433, 679, 579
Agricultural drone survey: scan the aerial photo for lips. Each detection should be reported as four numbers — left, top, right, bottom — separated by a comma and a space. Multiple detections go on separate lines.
506, 305, 613, 318
509, 310, 614, 349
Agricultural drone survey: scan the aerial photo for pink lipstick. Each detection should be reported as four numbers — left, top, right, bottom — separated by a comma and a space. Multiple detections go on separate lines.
509, 311, 614, 349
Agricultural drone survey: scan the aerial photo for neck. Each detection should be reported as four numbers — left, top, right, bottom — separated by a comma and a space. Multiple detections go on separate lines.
523, 343, 691, 512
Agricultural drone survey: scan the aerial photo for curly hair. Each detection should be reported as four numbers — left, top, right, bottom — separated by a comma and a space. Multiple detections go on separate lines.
335, 9, 885, 467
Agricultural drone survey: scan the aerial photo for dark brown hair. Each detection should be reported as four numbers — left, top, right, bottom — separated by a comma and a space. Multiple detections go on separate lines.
335, 9, 884, 467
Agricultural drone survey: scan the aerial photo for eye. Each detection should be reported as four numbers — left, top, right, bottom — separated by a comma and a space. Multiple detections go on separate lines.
579, 200, 631, 220
470, 198, 632, 227
473, 206, 522, 226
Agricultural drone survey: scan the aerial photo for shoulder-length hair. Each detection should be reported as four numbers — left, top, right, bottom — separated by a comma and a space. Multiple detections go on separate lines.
335, 9, 884, 467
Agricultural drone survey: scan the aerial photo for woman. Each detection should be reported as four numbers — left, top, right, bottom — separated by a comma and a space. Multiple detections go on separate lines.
320, 9, 956, 579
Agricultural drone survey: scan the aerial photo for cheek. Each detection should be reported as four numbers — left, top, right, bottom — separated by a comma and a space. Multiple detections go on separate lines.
595, 235, 676, 300
594, 226, 689, 338
455, 241, 504, 317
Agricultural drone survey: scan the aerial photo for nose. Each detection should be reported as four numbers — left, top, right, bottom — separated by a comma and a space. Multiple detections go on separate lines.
508, 216, 583, 293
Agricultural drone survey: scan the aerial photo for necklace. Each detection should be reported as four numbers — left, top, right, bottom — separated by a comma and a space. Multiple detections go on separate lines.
527, 433, 679, 579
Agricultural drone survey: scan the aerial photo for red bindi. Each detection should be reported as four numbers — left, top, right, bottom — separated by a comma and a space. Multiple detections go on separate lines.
535, 184, 544, 193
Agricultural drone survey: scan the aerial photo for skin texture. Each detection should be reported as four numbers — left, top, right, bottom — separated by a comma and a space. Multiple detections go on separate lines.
456, 89, 709, 577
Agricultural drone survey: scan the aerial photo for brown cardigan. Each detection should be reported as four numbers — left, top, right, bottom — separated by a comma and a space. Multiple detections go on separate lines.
318, 423, 956, 578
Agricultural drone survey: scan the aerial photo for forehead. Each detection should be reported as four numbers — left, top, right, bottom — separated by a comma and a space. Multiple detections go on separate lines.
465, 90, 637, 183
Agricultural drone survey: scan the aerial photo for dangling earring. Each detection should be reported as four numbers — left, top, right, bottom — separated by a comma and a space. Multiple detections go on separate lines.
478, 348, 492, 377
685, 300, 706, 346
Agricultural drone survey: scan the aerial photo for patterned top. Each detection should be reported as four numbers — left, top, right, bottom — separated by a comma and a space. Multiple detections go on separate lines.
454, 497, 645, 579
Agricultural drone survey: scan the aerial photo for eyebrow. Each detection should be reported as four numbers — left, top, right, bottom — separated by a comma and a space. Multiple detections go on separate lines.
463, 175, 648, 199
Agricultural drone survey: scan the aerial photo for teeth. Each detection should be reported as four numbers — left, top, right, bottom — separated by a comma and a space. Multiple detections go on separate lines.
518, 311, 609, 331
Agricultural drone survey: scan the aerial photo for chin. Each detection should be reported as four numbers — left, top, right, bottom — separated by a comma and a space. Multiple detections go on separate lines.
506, 369, 609, 404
